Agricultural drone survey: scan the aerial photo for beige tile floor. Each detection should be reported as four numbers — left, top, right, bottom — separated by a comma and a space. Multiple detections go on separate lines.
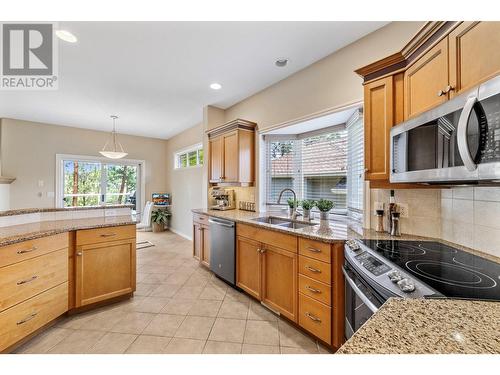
15, 230, 330, 354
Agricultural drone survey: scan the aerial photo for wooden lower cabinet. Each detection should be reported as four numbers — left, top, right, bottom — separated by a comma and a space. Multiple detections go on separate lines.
193, 214, 210, 267
236, 236, 262, 300
298, 293, 332, 344
201, 224, 210, 267
75, 226, 136, 307
261, 245, 297, 321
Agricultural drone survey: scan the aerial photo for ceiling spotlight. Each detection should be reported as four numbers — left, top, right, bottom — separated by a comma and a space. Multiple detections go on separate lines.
55, 30, 78, 43
210, 83, 222, 90
275, 58, 289, 67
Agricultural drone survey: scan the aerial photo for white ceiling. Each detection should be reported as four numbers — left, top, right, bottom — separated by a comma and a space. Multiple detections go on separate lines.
0, 22, 388, 139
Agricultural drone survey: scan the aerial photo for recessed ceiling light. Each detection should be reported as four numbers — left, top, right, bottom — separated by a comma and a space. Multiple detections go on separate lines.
275, 58, 289, 67
55, 30, 77, 43
210, 83, 222, 90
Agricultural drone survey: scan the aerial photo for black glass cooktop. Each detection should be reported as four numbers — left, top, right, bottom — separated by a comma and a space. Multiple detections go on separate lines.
362, 240, 500, 301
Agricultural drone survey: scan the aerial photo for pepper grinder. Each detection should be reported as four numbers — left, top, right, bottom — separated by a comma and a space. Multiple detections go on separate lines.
375, 209, 385, 232
391, 212, 401, 237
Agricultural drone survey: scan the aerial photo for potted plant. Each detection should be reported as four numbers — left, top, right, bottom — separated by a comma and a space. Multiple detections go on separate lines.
300, 200, 316, 220
151, 209, 171, 233
316, 199, 334, 222
287, 198, 298, 217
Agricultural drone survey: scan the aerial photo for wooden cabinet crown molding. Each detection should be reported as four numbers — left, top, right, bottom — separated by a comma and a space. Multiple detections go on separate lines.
355, 21, 460, 83
206, 118, 257, 139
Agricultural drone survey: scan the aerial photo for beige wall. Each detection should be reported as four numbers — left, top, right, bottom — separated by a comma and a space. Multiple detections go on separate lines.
218, 22, 425, 131
0, 118, 168, 210
165, 123, 204, 239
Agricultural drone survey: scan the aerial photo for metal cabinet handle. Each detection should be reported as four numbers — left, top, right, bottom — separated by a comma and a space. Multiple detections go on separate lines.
17, 275, 38, 285
437, 89, 446, 97
257, 248, 261, 253
305, 312, 321, 323
100, 233, 116, 237
305, 286, 321, 294
17, 246, 38, 254
76, 252, 83, 256
305, 266, 321, 273
17, 312, 38, 325
444, 85, 455, 93
308, 247, 321, 253
260, 248, 266, 253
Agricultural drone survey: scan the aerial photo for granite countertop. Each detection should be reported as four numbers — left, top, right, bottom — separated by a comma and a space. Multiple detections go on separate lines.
0, 215, 136, 247
337, 298, 500, 354
0, 204, 134, 217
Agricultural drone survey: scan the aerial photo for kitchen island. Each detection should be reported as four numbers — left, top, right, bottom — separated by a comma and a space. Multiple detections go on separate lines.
337, 298, 500, 354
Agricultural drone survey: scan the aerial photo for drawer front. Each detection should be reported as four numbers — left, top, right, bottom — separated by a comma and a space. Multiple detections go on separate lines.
237, 224, 297, 253
76, 224, 136, 246
298, 255, 331, 284
299, 238, 331, 263
193, 213, 209, 225
298, 274, 331, 306
0, 282, 68, 352
0, 248, 68, 312
299, 293, 331, 345
0, 233, 69, 268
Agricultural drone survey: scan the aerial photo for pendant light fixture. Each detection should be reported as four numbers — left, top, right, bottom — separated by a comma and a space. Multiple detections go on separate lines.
100, 115, 128, 159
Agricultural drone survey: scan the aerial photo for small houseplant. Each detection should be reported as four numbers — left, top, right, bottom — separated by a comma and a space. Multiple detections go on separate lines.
300, 200, 316, 220
287, 198, 298, 217
316, 199, 334, 221
151, 209, 171, 233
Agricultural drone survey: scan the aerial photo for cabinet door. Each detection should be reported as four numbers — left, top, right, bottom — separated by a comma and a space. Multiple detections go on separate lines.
201, 225, 210, 267
404, 38, 449, 119
222, 131, 239, 182
261, 245, 297, 322
364, 76, 394, 181
236, 236, 261, 300
449, 21, 500, 96
75, 239, 136, 307
193, 223, 202, 261
209, 136, 223, 183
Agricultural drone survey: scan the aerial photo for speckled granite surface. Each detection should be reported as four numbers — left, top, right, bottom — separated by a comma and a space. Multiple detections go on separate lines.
0, 215, 136, 246
0, 204, 134, 217
191, 209, 500, 263
337, 298, 500, 354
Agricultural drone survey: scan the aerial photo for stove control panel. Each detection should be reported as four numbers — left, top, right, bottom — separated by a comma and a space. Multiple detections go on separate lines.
354, 252, 391, 276
346, 239, 361, 252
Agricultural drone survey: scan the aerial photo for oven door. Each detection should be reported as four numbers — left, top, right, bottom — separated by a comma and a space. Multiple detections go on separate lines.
343, 262, 385, 340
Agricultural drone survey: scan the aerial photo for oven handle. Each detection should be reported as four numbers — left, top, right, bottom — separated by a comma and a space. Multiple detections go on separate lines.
457, 95, 478, 172
342, 266, 379, 314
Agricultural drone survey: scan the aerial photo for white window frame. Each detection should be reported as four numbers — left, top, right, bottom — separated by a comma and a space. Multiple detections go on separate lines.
55, 154, 146, 211
174, 143, 203, 170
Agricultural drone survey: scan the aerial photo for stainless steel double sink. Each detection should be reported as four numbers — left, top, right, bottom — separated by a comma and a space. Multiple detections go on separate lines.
251, 216, 318, 230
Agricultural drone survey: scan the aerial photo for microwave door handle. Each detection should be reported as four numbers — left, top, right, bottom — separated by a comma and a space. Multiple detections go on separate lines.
457, 95, 478, 172
342, 266, 379, 314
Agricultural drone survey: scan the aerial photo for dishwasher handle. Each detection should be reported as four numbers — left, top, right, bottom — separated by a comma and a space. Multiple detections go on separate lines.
208, 218, 235, 228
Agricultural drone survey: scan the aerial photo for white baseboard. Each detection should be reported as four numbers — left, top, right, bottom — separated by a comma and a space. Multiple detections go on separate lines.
169, 227, 192, 241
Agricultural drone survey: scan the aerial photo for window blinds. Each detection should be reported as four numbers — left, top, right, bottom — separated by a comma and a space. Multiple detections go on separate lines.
346, 110, 364, 223
264, 126, 348, 214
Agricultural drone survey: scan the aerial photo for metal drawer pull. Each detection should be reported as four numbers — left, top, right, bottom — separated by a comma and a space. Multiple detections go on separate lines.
305, 312, 321, 323
17, 275, 38, 285
100, 233, 116, 237
305, 286, 321, 293
305, 266, 321, 273
17, 312, 38, 325
17, 246, 38, 254
308, 247, 321, 253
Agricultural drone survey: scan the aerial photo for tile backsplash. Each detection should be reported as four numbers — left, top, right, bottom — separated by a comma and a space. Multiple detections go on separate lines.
370, 187, 500, 258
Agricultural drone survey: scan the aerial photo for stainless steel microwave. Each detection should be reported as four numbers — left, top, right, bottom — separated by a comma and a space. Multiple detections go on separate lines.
390, 75, 500, 184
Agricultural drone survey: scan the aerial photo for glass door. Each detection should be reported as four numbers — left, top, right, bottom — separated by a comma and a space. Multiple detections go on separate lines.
63, 160, 102, 207
104, 164, 138, 209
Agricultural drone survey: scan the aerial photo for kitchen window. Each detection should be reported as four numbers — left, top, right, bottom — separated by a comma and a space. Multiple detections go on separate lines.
264, 109, 364, 219
55, 154, 145, 211
174, 143, 203, 169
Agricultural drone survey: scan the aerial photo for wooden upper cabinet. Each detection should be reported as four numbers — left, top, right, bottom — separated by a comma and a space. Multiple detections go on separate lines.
449, 21, 500, 96
207, 119, 256, 186
364, 76, 394, 181
404, 38, 449, 119
209, 137, 223, 183
261, 244, 297, 322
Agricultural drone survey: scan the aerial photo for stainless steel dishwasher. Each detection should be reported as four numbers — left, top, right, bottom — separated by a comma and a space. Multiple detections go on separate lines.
209, 217, 236, 285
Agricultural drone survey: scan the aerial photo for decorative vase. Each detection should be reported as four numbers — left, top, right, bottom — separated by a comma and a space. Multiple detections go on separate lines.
303, 209, 311, 220
152, 222, 165, 233
319, 211, 330, 222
